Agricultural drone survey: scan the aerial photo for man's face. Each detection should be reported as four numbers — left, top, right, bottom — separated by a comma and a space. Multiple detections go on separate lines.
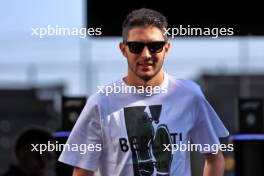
17, 141, 56, 176
120, 26, 170, 81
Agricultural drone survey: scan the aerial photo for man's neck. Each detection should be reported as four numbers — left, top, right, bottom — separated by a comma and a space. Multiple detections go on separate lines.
125, 70, 164, 87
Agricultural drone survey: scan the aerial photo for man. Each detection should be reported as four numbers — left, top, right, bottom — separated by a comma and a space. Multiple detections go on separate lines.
59, 8, 229, 176
2, 127, 56, 176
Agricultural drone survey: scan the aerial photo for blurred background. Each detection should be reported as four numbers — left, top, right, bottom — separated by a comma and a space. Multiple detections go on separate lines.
0, 0, 264, 176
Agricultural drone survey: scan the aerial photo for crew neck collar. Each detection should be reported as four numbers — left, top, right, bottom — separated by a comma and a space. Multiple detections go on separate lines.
121, 72, 169, 96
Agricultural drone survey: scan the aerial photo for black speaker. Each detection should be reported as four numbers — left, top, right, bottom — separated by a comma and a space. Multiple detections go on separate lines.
55, 136, 73, 176
238, 98, 264, 133
61, 96, 87, 131
234, 140, 264, 176
57, 97, 87, 176
86, 0, 264, 36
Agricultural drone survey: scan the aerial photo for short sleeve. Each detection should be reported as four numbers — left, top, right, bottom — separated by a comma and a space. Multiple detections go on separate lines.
58, 94, 102, 171
190, 94, 229, 153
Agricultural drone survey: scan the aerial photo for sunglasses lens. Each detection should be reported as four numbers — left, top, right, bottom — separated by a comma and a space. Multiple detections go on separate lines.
126, 41, 166, 54
147, 42, 166, 53
127, 42, 145, 54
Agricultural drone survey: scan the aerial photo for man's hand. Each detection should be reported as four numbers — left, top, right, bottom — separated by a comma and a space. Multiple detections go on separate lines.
203, 151, 225, 176
73, 167, 94, 176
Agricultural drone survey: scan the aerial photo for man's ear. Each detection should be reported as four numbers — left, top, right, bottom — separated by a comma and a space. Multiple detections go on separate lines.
119, 42, 127, 58
164, 42, 171, 53
164, 42, 171, 56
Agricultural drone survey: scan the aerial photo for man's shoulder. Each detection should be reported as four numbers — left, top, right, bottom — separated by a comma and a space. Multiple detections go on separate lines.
167, 74, 204, 97
95, 78, 123, 96
88, 78, 124, 102
1, 165, 27, 176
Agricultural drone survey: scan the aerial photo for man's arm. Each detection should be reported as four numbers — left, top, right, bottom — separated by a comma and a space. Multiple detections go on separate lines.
73, 167, 94, 176
203, 151, 225, 176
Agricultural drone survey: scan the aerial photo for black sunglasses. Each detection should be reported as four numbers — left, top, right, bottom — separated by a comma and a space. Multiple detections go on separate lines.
124, 41, 167, 54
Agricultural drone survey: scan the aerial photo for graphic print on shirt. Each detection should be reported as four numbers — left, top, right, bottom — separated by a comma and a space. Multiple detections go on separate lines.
123, 105, 173, 176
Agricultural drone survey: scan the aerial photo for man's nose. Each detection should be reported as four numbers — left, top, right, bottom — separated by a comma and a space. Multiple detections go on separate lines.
140, 46, 152, 58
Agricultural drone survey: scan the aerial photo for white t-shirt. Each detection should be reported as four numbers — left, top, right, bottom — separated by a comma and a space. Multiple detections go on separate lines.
58, 73, 229, 176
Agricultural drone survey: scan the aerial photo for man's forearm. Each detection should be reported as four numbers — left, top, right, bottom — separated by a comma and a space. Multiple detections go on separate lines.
73, 167, 94, 176
203, 152, 225, 176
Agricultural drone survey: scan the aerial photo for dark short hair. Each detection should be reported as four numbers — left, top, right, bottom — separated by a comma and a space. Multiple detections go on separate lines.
14, 127, 54, 154
122, 8, 168, 41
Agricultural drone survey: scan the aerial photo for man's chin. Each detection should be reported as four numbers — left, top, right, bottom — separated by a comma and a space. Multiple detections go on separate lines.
137, 72, 155, 82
